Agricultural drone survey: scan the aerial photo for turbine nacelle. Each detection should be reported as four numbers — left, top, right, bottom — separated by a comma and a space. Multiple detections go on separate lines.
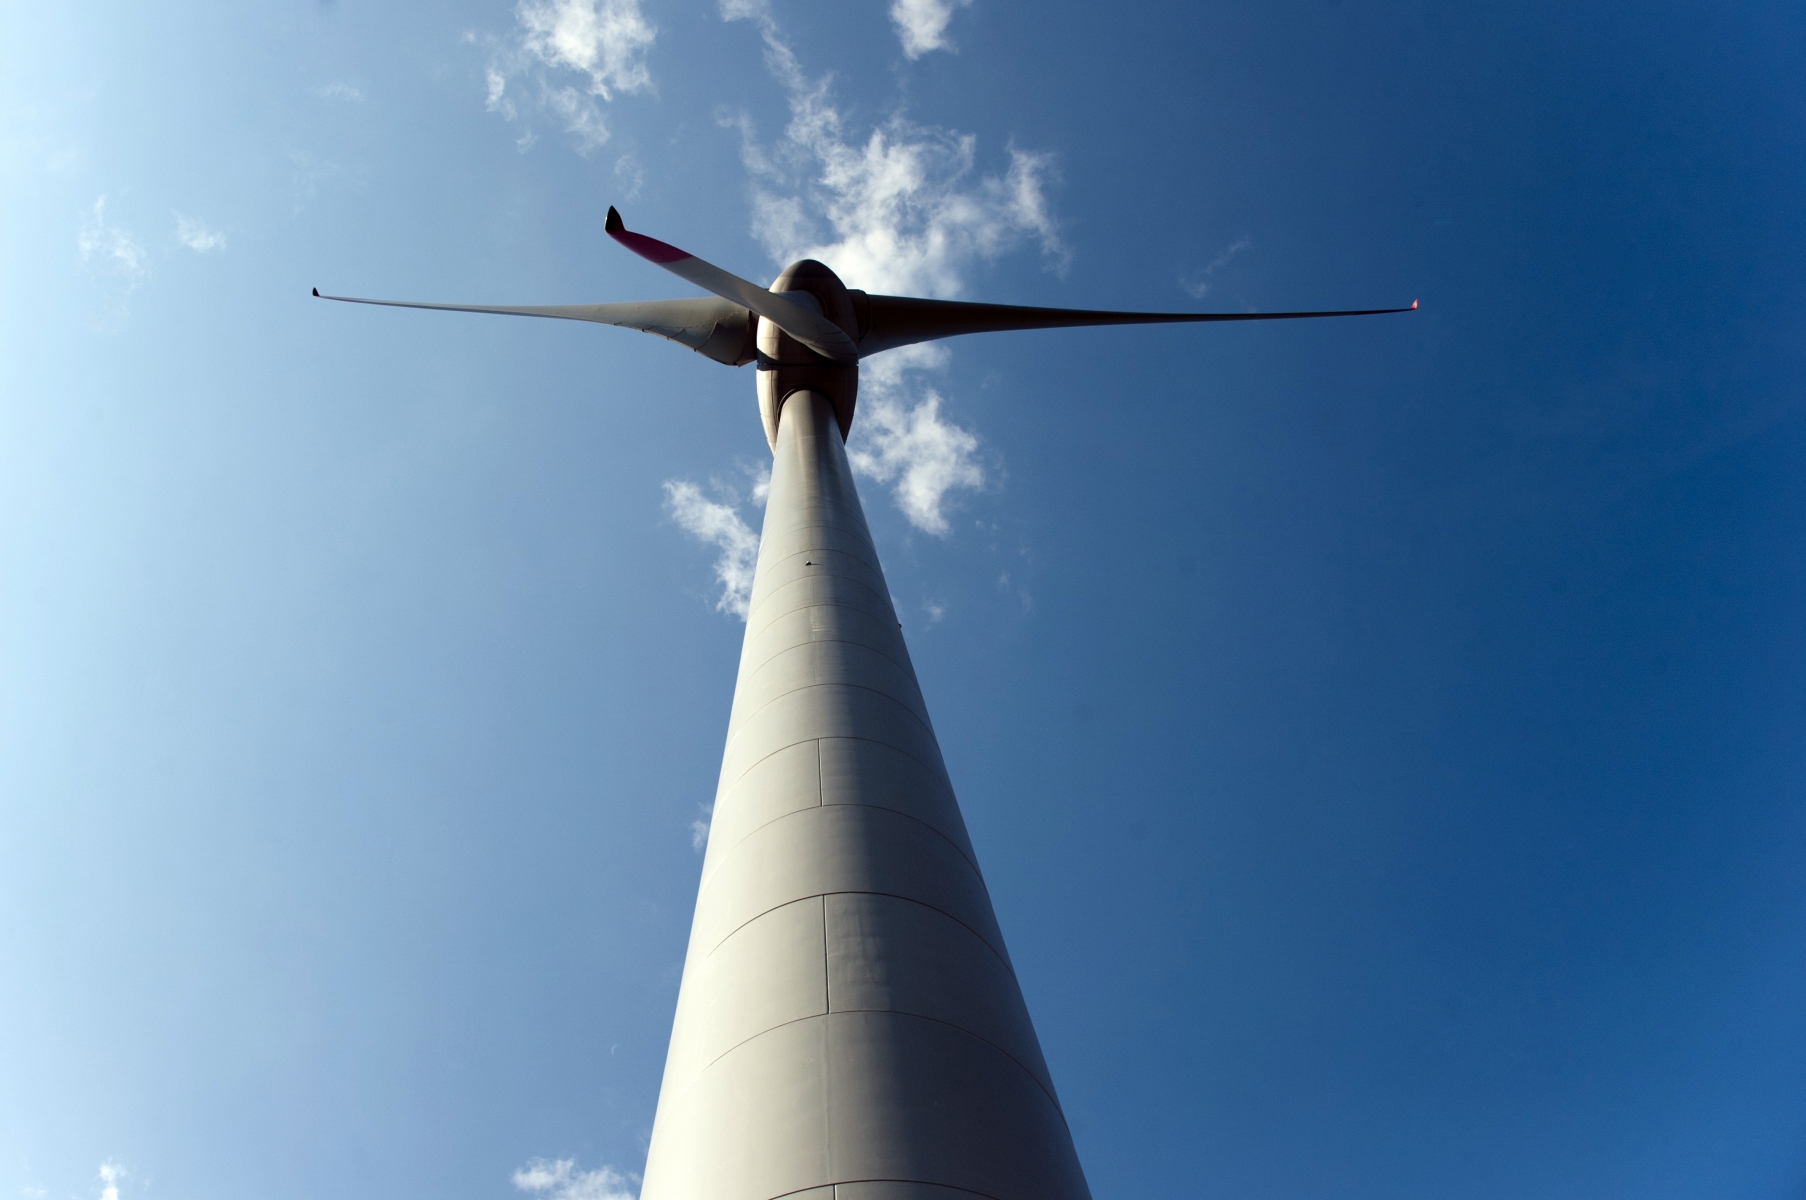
759, 259, 863, 446
314, 206, 1418, 451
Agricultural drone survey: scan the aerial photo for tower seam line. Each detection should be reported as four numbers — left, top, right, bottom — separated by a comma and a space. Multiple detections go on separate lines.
700, 797, 984, 885
710, 733, 952, 814
662, 1009, 1062, 1120
701, 889, 1016, 979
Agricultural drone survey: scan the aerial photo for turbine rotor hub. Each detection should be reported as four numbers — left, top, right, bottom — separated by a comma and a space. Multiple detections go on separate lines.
756, 259, 867, 448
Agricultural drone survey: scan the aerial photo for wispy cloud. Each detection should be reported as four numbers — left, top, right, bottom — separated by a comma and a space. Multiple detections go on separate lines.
175, 214, 226, 252
890, 0, 973, 58
722, 0, 1062, 298
1181, 235, 1251, 299
314, 81, 364, 103
717, 2, 1054, 535
689, 803, 713, 851
664, 479, 761, 617
478, 0, 656, 154
512, 1158, 636, 1200
80, 197, 147, 281
79, 197, 148, 322
613, 151, 645, 200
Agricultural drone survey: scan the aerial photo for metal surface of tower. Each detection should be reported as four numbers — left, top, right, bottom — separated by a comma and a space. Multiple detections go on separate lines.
638, 389, 1089, 1200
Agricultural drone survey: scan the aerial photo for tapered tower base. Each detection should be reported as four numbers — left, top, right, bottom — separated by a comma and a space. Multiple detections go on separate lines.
639, 391, 1090, 1200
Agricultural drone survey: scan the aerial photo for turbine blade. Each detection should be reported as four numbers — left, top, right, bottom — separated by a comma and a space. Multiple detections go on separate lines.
858, 296, 1419, 357
604, 207, 861, 365
311, 289, 756, 365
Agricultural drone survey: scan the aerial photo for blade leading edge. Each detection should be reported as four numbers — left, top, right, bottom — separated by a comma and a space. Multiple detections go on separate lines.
858, 295, 1419, 358
311, 289, 756, 366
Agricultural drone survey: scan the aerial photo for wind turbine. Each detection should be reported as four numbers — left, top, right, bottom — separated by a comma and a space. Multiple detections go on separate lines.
316, 207, 1414, 1200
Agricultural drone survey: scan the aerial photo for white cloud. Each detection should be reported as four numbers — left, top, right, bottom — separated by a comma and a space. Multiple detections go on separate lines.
1181, 235, 1251, 299
97, 1163, 126, 1200
519, 0, 655, 97
890, 0, 972, 58
175, 214, 226, 252
663, 479, 761, 617
314, 81, 364, 102
482, 0, 656, 155
512, 1159, 635, 1200
849, 347, 984, 535
716, 6, 1056, 535
722, 4, 1062, 298
689, 803, 713, 851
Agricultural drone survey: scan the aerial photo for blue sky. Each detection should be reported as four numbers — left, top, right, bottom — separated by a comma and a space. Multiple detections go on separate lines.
3, 1, 1804, 1199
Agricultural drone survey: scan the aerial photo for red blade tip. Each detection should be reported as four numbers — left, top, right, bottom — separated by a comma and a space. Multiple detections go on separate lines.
604, 206, 691, 264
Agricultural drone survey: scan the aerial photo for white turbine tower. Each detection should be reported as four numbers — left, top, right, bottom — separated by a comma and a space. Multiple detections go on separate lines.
317, 208, 1414, 1200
